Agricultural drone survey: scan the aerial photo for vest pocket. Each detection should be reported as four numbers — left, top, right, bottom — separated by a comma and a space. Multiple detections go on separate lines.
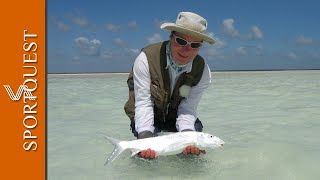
150, 81, 166, 110
124, 91, 135, 120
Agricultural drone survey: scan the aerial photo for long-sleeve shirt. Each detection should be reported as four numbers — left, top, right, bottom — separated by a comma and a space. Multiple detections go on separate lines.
133, 48, 211, 134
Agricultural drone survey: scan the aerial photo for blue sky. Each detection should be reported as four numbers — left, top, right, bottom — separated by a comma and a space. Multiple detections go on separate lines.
48, 0, 320, 73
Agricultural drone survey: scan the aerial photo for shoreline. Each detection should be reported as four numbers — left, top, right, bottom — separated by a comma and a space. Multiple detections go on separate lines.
48, 69, 320, 75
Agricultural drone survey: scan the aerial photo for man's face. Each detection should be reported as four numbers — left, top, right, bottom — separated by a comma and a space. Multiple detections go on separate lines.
170, 31, 202, 65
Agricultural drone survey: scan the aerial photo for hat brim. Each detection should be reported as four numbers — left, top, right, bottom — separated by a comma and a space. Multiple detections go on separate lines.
161, 23, 215, 44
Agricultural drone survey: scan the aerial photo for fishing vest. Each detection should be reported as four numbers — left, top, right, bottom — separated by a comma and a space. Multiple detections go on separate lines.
124, 41, 205, 132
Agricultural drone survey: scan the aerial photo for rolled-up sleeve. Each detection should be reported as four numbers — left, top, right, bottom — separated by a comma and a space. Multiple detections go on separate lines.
132, 52, 155, 134
176, 64, 211, 131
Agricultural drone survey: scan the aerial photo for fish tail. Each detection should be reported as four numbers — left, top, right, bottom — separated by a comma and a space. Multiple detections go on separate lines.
102, 135, 126, 165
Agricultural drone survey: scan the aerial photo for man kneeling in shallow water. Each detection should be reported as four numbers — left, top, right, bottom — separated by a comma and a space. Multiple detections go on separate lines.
124, 11, 216, 159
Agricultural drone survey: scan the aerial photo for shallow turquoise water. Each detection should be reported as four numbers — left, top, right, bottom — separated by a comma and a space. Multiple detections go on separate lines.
48, 71, 320, 180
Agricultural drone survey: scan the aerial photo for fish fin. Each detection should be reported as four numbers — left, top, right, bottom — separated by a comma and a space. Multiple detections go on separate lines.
100, 134, 126, 165
156, 132, 174, 136
130, 149, 141, 157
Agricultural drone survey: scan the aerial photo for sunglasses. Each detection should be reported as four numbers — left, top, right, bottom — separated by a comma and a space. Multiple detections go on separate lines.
172, 33, 202, 49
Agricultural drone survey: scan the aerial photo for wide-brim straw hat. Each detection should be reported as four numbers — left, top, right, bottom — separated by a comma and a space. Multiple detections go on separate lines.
160, 12, 215, 44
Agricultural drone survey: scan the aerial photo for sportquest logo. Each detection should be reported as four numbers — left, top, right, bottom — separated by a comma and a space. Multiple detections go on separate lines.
3, 85, 36, 101
1, 1, 46, 178
1, 30, 40, 151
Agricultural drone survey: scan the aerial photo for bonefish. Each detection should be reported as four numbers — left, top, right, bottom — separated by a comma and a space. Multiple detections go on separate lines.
103, 131, 224, 165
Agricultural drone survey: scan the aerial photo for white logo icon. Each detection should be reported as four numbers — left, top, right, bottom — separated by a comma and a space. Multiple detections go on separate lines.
3, 85, 36, 101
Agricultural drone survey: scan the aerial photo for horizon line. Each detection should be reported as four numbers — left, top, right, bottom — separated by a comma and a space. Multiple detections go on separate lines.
47, 68, 320, 75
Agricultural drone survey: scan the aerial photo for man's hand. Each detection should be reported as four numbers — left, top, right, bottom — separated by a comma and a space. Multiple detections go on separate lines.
182, 145, 206, 155
138, 148, 156, 159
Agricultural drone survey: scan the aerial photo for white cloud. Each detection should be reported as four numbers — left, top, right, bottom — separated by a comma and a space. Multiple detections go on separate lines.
74, 37, 101, 56
206, 44, 225, 59
73, 35, 139, 61
69, 16, 88, 27
250, 26, 263, 39
288, 51, 297, 59
154, 19, 167, 29
75, 18, 88, 27
100, 48, 140, 60
106, 21, 138, 32
147, 33, 163, 44
106, 23, 121, 32
127, 48, 140, 54
128, 21, 137, 28
206, 32, 214, 38
72, 56, 80, 62
213, 37, 226, 49
51, 17, 70, 32
205, 32, 226, 48
204, 33, 226, 59
66, 9, 89, 28
223, 18, 239, 37
57, 21, 69, 32
113, 38, 126, 47
100, 49, 113, 59
296, 35, 313, 45
256, 44, 263, 51
223, 19, 264, 40
206, 48, 225, 59
206, 48, 219, 56
124, 48, 140, 56
236, 46, 247, 55
256, 44, 263, 56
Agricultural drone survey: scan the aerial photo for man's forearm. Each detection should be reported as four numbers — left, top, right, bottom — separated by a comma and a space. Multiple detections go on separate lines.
138, 130, 154, 139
